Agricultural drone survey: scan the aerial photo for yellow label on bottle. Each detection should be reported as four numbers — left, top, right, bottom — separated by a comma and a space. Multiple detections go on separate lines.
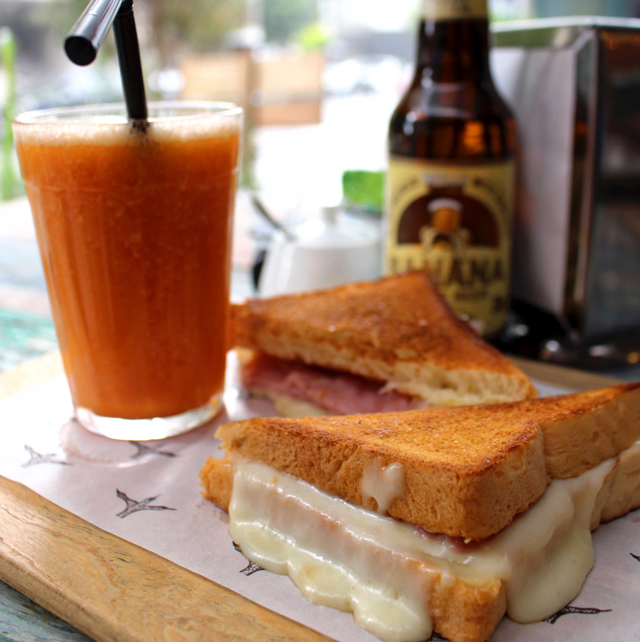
422, 0, 488, 20
385, 156, 515, 336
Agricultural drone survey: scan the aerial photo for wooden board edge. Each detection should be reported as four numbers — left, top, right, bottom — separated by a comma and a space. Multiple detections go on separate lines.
0, 474, 334, 642
510, 355, 624, 392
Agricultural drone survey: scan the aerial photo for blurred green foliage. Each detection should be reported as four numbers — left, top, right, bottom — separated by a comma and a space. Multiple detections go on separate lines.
342, 171, 384, 217
263, 0, 317, 44
0, 27, 23, 201
294, 23, 330, 51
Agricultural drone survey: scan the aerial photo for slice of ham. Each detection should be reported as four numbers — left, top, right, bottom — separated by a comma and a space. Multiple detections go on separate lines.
240, 352, 415, 415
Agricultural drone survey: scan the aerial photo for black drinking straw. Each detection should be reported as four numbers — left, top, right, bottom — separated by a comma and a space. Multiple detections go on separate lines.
65, 0, 148, 123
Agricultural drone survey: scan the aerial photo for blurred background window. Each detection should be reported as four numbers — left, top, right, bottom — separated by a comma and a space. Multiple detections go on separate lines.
1, 0, 640, 372
3, 0, 640, 111
2, 0, 640, 201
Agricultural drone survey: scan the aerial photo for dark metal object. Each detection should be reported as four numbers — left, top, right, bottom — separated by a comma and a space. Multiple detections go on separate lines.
112, 0, 147, 121
495, 300, 640, 370
64, 0, 147, 122
540, 328, 640, 370
492, 16, 640, 48
250, 194, 295, 240
64, 0, 122, 66
491, 17, 640, 368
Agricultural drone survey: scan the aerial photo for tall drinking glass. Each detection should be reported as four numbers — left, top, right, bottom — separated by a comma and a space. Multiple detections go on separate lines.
13, 102, 242, 440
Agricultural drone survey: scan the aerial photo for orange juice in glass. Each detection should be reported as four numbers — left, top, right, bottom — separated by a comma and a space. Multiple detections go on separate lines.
13, 102, 242, 440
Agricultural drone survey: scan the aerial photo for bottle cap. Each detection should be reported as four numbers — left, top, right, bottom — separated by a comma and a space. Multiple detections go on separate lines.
421, 0, 488, 21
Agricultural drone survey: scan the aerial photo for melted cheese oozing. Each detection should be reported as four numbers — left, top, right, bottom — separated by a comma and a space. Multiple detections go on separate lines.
272, 393, 330, 418
362, 460, 405, 513
228, 458, 615, 642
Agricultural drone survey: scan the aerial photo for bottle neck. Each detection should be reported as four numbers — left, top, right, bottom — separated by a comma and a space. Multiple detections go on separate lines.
415, 18, 492, 84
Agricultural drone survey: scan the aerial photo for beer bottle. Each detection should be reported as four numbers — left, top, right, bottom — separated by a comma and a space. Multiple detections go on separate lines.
385, 0, 515, 338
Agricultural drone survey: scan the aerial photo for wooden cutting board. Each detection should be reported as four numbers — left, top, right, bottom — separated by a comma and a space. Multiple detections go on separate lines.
0, 351, 623, 642
0, 473, 332, 642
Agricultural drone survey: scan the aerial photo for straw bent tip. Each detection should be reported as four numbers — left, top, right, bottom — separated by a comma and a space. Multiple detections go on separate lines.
64, 36, 97, 66
64, 0, 147, 123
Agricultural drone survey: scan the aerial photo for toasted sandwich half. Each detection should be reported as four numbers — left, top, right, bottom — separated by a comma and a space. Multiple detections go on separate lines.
231, 271, 537, 416
201, 382, 640, 642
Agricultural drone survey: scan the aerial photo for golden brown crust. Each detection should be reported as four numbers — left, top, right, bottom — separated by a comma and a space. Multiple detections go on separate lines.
231, 272, 537, 405
200, 436, 640, 642
495, 382, 640, 478
204, 383, 640, 539
213, 407, 548, 540
430, 577, 507, 642
592, 441, 640, 526
200, 383, 640, 642
201, 455, 507, 642
433, 439, 640, 642
200, 457, 509, 641
199, 456, 233, 510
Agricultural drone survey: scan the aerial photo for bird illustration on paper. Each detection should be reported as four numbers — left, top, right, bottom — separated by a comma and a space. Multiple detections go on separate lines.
233, 541, 264, 576
115, 489, 176, 518
544, 605, 612, 624
129, 441, 177, 459
22, 445, 69, 467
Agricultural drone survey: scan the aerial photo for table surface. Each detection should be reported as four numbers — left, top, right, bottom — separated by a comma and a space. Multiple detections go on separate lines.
0, 350, 626, 642
0, 193, 638, 642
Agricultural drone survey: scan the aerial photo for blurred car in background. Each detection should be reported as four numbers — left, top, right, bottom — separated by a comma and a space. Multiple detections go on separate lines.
323, 54, 410, 96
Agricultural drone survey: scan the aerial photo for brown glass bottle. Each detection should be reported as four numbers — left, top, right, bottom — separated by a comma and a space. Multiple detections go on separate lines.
385, 0, 516, 337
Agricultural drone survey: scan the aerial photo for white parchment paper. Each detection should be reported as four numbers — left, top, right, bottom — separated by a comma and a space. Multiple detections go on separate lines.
0, 355, 638, 642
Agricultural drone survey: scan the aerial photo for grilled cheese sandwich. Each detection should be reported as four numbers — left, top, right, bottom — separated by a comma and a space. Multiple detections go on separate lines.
231, 272, 537, 415
201, 382, 640, 642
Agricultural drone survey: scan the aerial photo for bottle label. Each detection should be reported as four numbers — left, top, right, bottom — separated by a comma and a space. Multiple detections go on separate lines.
422, 0, 488, 20
385, 157, 515, 336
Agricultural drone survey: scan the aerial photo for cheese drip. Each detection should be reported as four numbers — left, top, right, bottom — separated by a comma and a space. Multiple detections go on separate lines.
229, 458, 615, 642
362, 459, 405, 514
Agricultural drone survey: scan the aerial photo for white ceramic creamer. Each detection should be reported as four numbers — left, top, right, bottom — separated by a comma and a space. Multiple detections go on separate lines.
259, 207, 381, 297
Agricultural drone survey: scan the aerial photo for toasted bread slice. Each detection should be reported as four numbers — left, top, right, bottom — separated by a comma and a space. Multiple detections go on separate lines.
231, 272, 537, 407
209, 408, 548, 541
201, 441, 640, 642
514, 383, 640, 478
203, 383, 640, 541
